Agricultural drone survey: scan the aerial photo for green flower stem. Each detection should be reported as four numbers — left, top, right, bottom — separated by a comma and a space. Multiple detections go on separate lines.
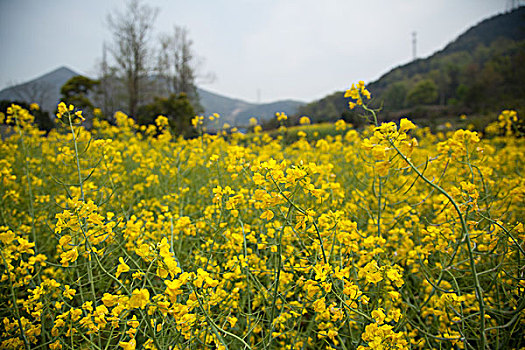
67, 113, 101, 349
266, 200, 294, 349
190, 284, 253, 350
67, 113, 85, 202
389, 139, 487, 349
269, 175, 328, 264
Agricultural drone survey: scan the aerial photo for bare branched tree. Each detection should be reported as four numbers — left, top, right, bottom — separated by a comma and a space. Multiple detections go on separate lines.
157, 26, 214, 112
107, 0, 158, 117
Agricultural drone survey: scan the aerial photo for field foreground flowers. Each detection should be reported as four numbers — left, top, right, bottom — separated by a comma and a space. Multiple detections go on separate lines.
0, 90, 524, 349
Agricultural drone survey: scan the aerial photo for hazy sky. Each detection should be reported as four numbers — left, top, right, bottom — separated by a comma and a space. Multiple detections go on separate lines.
0, 0, 509, 103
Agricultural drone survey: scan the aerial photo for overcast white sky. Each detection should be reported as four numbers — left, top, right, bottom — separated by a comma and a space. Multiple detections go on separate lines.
0, 0, 510, 103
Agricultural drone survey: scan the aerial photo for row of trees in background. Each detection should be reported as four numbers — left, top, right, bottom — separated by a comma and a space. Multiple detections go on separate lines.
58, 0, 208, 136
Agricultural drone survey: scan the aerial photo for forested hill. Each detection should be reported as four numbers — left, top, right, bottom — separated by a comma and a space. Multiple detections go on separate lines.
297, 7, 525, 126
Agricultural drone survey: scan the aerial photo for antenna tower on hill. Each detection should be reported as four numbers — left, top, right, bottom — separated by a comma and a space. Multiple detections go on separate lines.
412, 31, 417, 60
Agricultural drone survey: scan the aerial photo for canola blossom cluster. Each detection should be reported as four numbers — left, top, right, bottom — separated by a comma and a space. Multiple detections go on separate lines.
0, 85, 523, 350
344, 81, 371, 109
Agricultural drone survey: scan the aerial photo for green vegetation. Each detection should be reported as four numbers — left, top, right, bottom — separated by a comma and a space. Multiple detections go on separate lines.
297, 7, 525, 129
60, 75, 100, 113
137, 93, 196, 137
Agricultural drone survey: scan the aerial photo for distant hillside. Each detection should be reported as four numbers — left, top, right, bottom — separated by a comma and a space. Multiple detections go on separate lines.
0, 66, 78, 113
198, 88, 254, 119
239, 100, 305, 125
198, 89, 304, 126
0, 68, 304, 127
298, 7, 525, 125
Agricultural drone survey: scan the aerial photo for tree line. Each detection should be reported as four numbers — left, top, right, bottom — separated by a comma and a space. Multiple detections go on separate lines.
2, 0, 209, 137
96, 0, 212, 136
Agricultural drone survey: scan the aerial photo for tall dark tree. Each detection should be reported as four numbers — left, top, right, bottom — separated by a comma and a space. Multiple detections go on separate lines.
107, 0, 158, 117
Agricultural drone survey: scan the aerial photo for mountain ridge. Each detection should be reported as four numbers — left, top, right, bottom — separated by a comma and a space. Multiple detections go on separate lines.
0, 67, 304, 126
0, 66, 79, 113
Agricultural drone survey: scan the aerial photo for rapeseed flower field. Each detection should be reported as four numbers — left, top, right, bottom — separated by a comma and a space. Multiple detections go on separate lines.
0, 84, 523, 349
